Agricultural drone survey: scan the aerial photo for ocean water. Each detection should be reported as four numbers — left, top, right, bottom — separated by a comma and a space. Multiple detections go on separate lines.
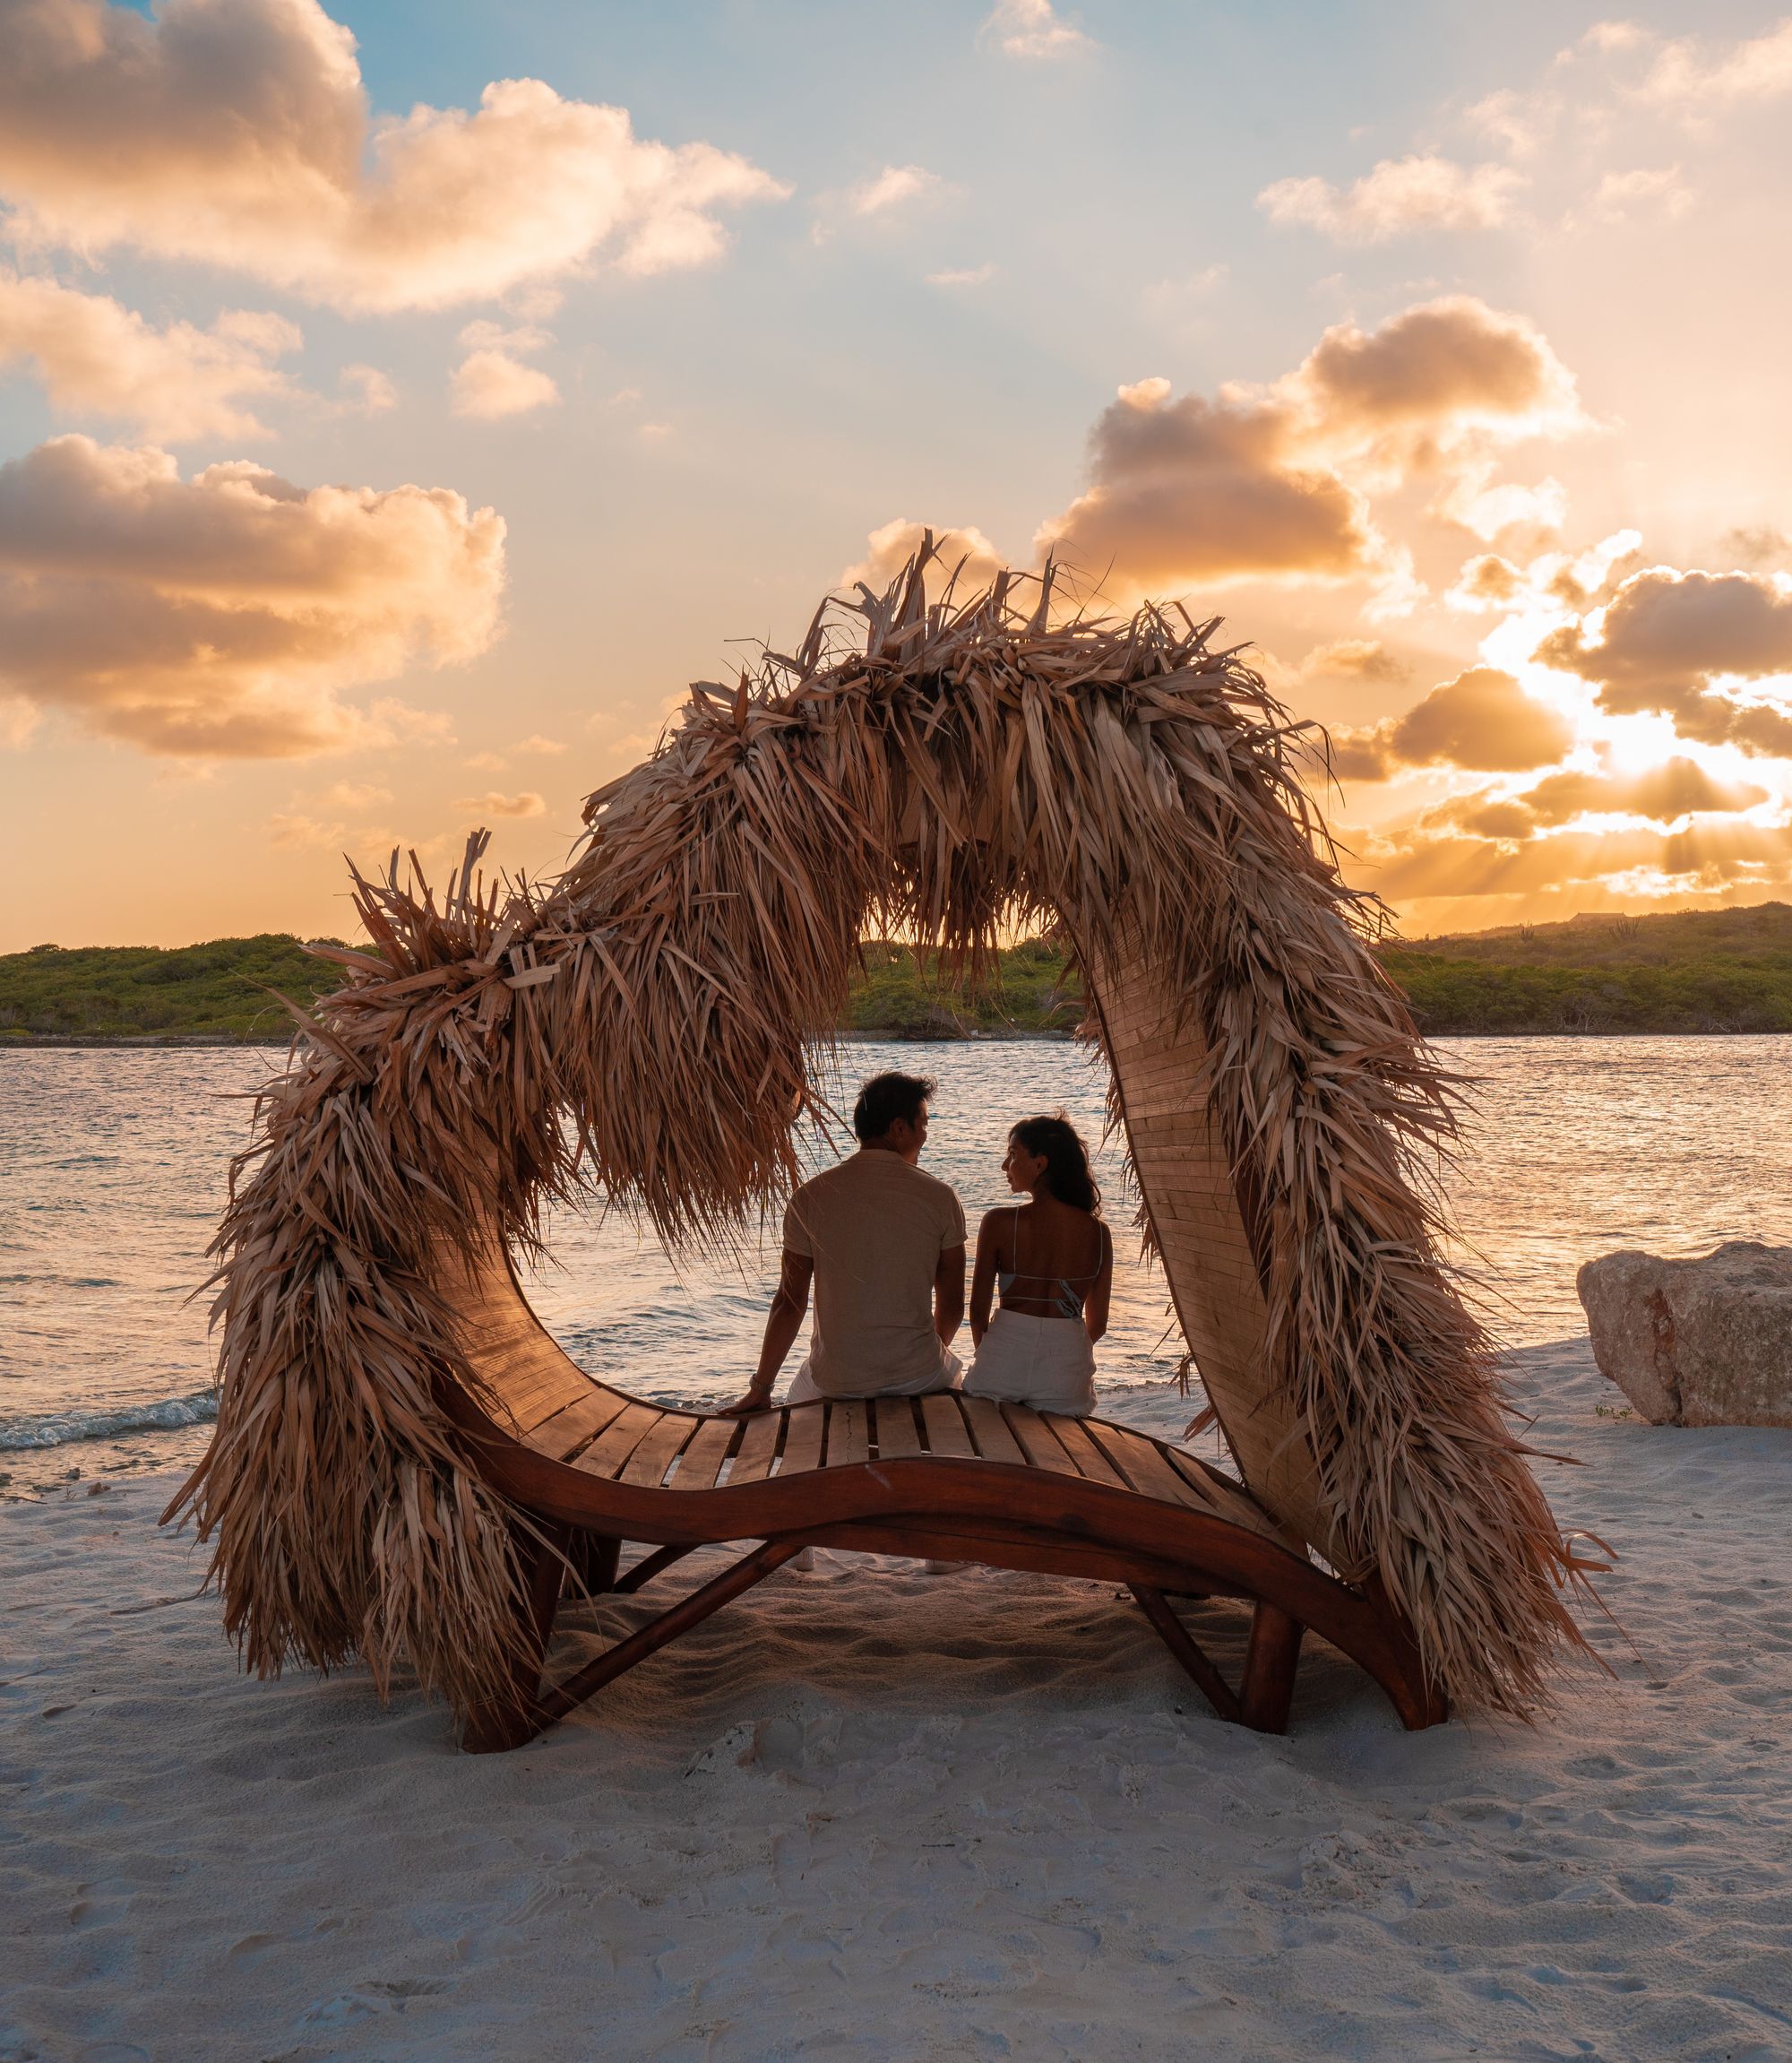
4, 1037, 1789, 1495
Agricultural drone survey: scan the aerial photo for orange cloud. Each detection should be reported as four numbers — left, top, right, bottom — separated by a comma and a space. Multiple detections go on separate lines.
1328, 666, 1574, 780
0, 0, 789, 312
1538, 566, 1792, 755
0, 272, 301, 440
1294, 297, 1579, 457
1516, 758, 1768, 827
454, 790, 545, 818
0, 435, 501, 756
1297, 638, 1410, 686
1039, 377, 1376, 589
1038, 297, 1582, 595
1543, 566, 1792, 696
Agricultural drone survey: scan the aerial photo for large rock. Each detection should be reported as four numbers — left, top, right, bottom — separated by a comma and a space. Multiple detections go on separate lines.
1577, 1240, 1792, 1428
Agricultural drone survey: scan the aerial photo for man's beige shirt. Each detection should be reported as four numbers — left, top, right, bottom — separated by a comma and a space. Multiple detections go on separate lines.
782, 1151, 967, 1397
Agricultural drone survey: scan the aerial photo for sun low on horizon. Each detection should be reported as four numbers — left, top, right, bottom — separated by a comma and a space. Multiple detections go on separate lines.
4, 0, 1792, 952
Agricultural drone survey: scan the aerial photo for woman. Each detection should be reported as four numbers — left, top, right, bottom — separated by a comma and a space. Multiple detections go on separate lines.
964, 1114, 1111, 1416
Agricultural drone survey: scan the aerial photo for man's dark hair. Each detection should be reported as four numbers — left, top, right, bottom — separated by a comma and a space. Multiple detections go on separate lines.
853, 1070, 936, 1144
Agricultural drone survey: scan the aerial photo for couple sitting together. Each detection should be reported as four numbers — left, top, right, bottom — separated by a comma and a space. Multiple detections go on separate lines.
725, 1069, 1111, 1420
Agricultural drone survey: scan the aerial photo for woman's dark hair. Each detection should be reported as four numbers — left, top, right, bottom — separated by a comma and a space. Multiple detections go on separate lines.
1010, 1113, 1099, 1214
854, 1070, 936, 1144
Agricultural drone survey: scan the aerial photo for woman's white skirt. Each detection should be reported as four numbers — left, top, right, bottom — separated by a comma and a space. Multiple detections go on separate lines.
964, 1307, 1096, 1416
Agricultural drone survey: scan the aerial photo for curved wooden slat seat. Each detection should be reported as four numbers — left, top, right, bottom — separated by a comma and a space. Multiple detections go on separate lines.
436, 1242, 1448, 1752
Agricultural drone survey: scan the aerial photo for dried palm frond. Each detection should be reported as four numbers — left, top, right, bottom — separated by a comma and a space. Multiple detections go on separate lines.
170, 539, 1600, 1722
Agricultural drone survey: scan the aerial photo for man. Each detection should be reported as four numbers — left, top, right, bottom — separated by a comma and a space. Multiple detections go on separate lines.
723, 1070, 965, 1415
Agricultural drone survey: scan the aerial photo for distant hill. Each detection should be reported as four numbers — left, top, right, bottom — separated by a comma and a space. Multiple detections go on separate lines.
1381, 902, 1792, 1034
0, 936, 340, 1040
5, 904, 1792, 1041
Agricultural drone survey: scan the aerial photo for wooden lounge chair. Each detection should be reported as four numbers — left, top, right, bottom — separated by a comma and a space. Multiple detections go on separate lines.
438, 1243, 1448, 1753
175, 557, 1592, 1750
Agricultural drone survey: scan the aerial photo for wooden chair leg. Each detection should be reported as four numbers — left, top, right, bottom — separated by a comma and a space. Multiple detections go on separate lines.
564, 1530, 621, 1599
611, 1541, 700, 1595
1239, 1601, 1305, 1734
536, 1539, 805, 1729
462, 1522, 569, 1756
1130, 1584, 1244, 1724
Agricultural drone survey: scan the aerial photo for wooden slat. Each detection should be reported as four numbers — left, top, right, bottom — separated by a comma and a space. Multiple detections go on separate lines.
873, 1396, 925, 1458
619, 1413, 702, 1488
527, 1388, 633, 1463
779, 1403, 826, 1477
1086, 1423, 1211, 1511
827, 1400, 869, 1468
725, 1410, 783, 1485
1003, 1405, 1081, 1477
1162, 1447, 1279, 1534
574, 1403, 663, 1480
506, 1366, 591, 1436
1046, 1413, 1131, 1489
960, 1394, 1027, 1466
670, 1416, 741, 1490
920, 1393, 977, 1458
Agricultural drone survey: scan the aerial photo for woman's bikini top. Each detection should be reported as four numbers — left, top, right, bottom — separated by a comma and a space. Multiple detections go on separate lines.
995, 1205, 1109, 1320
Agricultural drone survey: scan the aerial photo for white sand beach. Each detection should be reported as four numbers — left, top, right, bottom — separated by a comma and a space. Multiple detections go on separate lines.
4, 1340, 1790, 2063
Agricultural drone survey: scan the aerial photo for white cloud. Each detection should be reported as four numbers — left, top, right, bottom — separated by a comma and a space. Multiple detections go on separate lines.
1581, 164, 1693, 223
1451, 22, 1792, 230
1633, 20, 1792, 113
338, 363, 396, 414
928, 263, 996, 288
813, 164, 958, 245
449, 322, 559, 419
0, 435, 502, 756
0, 0, 790, 312
0, 272, 301, 440
1258, 154, 1525, 243
848, 165, 948, 218
841, 519, 1007, 595
980, 0, 1095, 60
1432, 467, 1568, 541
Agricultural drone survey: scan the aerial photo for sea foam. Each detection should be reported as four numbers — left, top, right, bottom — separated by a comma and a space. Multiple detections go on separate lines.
0, 1390, 219, 1452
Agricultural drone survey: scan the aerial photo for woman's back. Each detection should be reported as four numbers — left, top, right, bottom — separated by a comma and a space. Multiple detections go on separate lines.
995, 1197, 1107, 1318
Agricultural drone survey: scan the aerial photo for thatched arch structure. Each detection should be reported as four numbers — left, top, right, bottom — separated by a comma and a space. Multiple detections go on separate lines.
173, 546, 1599, 1728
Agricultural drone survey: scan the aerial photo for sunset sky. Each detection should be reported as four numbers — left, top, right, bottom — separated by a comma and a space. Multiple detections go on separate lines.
4, 0, 1792, 949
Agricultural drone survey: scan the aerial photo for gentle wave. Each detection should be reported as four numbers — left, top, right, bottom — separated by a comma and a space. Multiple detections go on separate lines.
0, 1389, 219, 1451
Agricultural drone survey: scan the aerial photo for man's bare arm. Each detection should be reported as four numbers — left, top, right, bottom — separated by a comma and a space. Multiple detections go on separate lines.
722, 1251, 814, 1415
934, 1241, 967, 1349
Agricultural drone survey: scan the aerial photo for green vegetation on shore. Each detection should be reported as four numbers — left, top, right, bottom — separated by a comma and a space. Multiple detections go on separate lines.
6, 903, 1792, 1040
1382, 902, 1792, 1035
846, 939, 1077, 1036
0, 936, 340, 1040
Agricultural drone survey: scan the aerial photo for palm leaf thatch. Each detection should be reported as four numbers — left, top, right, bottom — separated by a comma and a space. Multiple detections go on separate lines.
170, 540, 1602, 1722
